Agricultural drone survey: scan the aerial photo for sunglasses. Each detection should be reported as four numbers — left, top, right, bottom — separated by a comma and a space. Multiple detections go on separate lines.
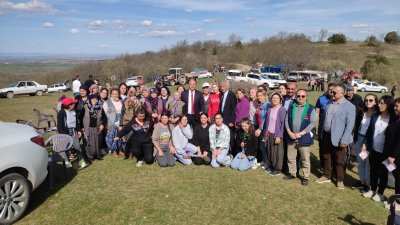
296, 95, 306, 98
364, 99, 374, 103
331, 91, 338, 95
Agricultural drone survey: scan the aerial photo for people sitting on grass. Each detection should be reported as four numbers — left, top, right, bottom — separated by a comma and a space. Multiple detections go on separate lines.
192, 113, 212, 165
231, 118, 258, 171
152, 112, 176, 167
172, 115, 198, 165
115, 106, 154, 167
209, 113, 232, 168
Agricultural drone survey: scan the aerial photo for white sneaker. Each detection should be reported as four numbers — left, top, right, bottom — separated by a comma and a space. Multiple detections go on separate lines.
65, 160, 72, 168
362, 190, 374, 198
136, 160, 144, 167
79, 160, 88, 169
252, 158, 258, 169
372, 193, 384, 202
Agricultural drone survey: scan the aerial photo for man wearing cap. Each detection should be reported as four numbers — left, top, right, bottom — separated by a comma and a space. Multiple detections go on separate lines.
202, 82, 211, 115
181, 78, 205, 126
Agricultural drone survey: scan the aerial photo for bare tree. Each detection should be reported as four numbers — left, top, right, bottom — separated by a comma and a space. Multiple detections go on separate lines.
318, 28, 328, 42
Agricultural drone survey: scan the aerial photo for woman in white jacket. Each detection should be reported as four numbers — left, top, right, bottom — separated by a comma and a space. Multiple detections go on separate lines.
172, 115, 199, 165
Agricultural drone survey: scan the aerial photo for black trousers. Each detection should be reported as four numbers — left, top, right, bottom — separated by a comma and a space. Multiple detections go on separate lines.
393, 166, 400, 194
132, 141, 154, 164
193, 150, 211, 165
369, 150, 388, 194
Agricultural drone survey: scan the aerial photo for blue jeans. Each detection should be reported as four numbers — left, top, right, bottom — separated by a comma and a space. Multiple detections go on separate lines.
211, 148, 231, 168
175, 143, 197, 165
355, 134, 370, 184
231, 153, 254, 171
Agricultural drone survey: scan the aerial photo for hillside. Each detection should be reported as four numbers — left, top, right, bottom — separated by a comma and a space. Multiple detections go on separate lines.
0, 36, 399, 88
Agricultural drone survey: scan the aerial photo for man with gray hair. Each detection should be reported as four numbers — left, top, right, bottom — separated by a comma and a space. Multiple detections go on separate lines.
316, 83, 356, 190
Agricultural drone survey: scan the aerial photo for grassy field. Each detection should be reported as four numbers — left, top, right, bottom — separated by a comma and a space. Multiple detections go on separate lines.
0, 76, 396, 225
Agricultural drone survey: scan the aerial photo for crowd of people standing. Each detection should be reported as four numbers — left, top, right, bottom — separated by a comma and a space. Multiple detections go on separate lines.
60, 74, 400, 209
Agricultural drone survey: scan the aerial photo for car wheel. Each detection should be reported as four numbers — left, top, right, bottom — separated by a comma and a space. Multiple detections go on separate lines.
360, 88, 366, 92
0, 173, 31, 224
36, 91, 43, 96
381, 89, 386, 93
6, 92, 13, 99
170, 80, 176, 86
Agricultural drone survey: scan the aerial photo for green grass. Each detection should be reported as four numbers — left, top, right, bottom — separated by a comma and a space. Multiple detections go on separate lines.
0, 76, 395, 225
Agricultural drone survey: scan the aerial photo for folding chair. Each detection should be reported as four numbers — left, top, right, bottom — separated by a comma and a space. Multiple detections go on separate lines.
33, 108, 56, 130
46, 134, 74, 190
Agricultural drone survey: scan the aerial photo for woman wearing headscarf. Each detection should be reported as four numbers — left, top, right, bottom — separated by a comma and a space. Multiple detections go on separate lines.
145, 88, 163, 122
83, 94, 104, 160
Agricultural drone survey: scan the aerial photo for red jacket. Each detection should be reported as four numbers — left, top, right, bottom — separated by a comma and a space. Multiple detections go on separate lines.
208, 92, 221, 118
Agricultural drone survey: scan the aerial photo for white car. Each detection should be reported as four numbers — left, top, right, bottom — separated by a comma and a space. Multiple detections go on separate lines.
197, 71, 213, 79
126, 76, 143, 87
226, 69, 244, 81
47, 83, 67, 93
0, 122, 48, 224
357, 81, 388, 93
246, 73, 279, 89
0, 81, 48, 99
262, 73, 287, 85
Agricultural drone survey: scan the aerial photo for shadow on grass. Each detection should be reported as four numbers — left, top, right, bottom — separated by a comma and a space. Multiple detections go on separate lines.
310, 152, 359, 187
338, 214, 377, 225
21, 162, 80, 219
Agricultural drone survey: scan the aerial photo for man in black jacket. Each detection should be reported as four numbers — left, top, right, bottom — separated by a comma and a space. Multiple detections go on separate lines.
181, 78, 204, 126
218, 80, 237, 152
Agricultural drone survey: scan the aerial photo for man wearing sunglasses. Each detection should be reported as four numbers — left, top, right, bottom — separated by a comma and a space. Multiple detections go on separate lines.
316, 84, 356, 190
284, 89, 316, 186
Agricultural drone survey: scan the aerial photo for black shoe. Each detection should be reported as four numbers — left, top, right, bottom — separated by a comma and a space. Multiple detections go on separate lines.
283, 175, 296, 180
351, 181, 364, 189
301, 179, 309, 186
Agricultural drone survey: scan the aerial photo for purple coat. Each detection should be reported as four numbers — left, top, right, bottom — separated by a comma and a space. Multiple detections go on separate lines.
235, 97, 250, 125
264, 105, 286, 138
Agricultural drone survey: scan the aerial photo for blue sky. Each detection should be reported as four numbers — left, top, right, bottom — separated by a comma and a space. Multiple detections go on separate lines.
0, 0, 399, 55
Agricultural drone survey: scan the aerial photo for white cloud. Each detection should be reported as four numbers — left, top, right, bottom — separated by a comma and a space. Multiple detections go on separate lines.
352, 23, 368, 28
203, 19, 221, 24
95, 44, 117, 49
118, 30, 140, 36
244, 17, 254, 22
140, 0, 248, 12
147, 28, 202, 37
89, 30, 105, 34
42, 22, 54, 28
69, 28, 79, 34
0, 0, 57, 13
140, 20, 153, 26
206, 32, 217, 37
89, 19, 109, 28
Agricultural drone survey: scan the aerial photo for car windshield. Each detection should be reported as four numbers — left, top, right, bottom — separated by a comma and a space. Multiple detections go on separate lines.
269, 75, 281, 80
260, 75, 269, 79
228, 72, 241, 76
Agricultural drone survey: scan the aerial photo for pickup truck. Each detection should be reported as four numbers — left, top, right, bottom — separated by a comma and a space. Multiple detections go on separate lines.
0, 81, 48, 98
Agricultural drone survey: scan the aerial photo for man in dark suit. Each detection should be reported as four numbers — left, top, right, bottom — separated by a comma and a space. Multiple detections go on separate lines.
181, 78, 204, 126
218, 80, 237, 153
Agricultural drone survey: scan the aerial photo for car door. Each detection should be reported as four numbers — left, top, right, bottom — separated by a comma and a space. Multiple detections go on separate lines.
371, 82, 379, 92
26, 81, 37, 94
16, 82, 27, 94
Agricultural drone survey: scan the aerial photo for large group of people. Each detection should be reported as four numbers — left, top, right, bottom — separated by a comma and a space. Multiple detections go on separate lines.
59, 74, 400, 209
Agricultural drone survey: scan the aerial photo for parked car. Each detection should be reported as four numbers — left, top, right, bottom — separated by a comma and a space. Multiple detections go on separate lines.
226, 69, 245, 81
197, 71, 213, 79
262, 73, 287, 85
246, 73, 279, 89
357, 81, 388, 93
350, 79, 364, 86
0, 81, 48, 99
0, 121, 48, 224
47, 83, 67, 93
126, 76, 143, 87
287, 72, 301, 81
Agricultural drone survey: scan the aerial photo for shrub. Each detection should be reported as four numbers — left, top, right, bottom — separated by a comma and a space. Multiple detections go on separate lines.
327, 33, 346, 44
384, 31, 400, 44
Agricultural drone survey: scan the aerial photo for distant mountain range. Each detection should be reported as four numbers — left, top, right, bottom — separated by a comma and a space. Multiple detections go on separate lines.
0, 53, 117, 64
